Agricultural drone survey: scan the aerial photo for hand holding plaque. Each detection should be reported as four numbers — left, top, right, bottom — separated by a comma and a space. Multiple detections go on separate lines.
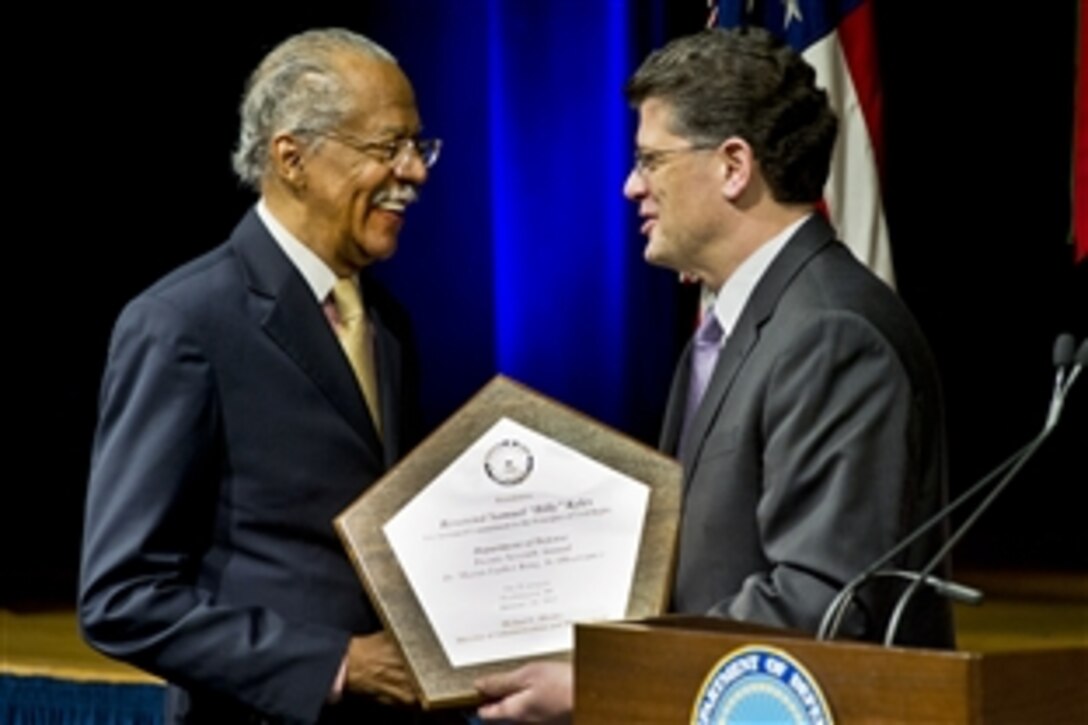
335, 376, 681, 708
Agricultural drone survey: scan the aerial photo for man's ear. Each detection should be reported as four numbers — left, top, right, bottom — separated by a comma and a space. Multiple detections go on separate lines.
717, 136, 753, 201
270, 133, 307, 190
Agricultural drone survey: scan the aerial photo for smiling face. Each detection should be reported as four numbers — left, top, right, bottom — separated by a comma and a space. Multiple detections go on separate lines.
274, 51, 428, 276
623, 97, 726, 284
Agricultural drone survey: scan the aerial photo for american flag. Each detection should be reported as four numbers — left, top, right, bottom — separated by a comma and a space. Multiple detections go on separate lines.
712, 0, 896, 287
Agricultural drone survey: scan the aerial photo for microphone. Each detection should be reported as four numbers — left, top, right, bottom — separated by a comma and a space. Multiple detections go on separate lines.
816, 333, 1080, 643
1046, 333, 1076, 428
1060, 339, 1088, 398
882, 333, 1084, 646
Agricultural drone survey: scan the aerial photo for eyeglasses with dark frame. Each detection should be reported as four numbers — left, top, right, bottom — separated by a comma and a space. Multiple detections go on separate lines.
317, 132, 442, 170
633, 143, 718, 176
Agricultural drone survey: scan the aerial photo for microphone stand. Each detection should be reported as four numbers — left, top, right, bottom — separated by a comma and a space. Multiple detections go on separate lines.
882, 342, 1084, 646
882, 433, 1052, 645
820, 335, 1084, 644
816, 442, 1029, 641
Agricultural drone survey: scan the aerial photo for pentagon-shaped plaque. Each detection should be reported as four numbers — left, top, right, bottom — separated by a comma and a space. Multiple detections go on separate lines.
335, 375, 682, 709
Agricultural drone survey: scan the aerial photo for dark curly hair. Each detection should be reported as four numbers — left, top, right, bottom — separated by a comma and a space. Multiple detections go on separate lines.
626, 26, 837, 204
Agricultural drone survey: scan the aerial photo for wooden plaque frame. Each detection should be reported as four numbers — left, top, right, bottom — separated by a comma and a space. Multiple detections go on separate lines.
334, 375, 682, 709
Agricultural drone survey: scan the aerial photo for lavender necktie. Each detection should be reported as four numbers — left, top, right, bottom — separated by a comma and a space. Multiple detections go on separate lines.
679, 311, 724, 450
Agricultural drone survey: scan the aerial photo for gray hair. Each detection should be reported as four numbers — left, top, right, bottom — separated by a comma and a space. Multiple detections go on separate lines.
231, 28, 397, 190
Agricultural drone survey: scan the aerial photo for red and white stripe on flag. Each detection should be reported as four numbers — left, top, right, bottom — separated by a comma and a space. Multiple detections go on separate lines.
714, 0, 896, 288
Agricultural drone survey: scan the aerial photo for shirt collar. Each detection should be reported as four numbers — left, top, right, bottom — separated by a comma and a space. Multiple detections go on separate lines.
708, 214, 810, 339
255, 199, 339, 301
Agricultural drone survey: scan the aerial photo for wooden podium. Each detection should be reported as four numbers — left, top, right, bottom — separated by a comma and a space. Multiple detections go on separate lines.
574, 615, 1087, 723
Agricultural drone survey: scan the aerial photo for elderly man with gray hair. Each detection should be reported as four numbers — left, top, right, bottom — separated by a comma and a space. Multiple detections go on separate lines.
79, 27, 448, 724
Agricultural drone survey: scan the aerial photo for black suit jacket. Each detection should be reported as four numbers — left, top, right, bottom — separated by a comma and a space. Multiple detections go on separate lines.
661, 215, 954, 648
79, 208, 431, 722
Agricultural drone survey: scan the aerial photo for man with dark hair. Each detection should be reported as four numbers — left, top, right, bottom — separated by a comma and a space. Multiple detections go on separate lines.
79, 28, 451, 724
476, 26, 951, 723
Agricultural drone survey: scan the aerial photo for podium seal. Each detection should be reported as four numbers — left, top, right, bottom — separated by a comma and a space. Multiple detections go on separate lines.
691, 644, 834, 725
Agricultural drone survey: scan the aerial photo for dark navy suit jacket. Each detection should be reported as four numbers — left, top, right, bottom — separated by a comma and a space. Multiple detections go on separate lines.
79, 208, 431, 723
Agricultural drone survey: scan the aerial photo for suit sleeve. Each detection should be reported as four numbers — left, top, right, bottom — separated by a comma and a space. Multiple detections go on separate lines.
79, 295, 348, 723
711, 311, 916, 637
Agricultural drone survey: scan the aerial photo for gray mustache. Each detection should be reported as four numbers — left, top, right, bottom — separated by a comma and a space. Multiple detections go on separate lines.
374, 186, 419, 206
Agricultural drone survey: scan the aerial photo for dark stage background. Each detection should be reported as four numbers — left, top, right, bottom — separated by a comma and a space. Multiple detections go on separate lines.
4, 1, 1084, 608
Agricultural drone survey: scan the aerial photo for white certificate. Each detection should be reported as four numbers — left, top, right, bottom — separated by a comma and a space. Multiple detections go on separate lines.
383, 416, 650, 667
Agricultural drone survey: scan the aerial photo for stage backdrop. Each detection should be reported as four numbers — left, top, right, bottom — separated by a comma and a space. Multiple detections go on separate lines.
3, 0, 1083, 610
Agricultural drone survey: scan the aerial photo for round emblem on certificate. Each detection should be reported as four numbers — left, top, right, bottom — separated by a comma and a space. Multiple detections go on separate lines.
691, 645, 834, 725
484, 439, 534, 485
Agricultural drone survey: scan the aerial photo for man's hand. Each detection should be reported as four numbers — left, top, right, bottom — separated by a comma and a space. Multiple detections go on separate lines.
475, 661, 573, 724
344, 632, 417, 706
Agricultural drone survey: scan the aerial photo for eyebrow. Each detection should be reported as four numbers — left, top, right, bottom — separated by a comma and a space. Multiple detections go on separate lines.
374, 122, 423, 138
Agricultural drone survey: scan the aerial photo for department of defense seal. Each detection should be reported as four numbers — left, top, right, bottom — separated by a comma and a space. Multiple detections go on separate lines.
483, 439, 534, 485
691, 645, 834, 725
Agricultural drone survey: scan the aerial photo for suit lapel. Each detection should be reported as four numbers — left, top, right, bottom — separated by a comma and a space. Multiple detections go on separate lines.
659, 344, 693, 454
677, 215, 837, 473
231, 210, 384, 461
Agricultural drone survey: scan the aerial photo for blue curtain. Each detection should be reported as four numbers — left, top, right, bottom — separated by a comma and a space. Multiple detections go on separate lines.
365, 0, 682, 442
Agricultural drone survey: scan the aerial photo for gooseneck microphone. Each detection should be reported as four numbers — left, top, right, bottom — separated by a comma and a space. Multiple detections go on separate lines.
1060, 339, 1088, 399
1046, 333, 1077, 428
881, 333, 1084, 646
816, 333, 1081, 644
814, 446, 1022, 641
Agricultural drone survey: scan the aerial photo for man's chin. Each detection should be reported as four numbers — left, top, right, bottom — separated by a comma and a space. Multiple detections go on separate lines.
643, 239, 677, 273
357, 235, 400, 264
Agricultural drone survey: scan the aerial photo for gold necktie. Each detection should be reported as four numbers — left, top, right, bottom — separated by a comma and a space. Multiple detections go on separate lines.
331, 277, 382, 438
